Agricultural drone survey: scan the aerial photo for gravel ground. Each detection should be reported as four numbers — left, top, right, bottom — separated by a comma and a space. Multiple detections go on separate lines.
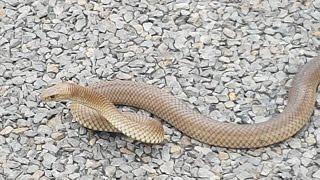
1, 0, 320, 179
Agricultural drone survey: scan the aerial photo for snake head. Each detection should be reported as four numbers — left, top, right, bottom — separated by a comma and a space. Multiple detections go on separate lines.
40, 82, 74, 102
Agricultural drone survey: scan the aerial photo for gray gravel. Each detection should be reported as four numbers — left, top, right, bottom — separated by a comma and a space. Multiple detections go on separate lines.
1, 0, 320, 179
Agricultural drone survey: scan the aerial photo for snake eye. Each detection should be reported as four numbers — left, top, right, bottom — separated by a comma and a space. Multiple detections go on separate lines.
49, 95, 56, 99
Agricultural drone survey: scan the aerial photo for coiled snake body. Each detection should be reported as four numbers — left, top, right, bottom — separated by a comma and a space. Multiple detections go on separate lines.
41, 57, 320, 148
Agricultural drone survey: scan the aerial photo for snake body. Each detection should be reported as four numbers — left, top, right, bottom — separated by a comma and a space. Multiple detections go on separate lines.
41, 56, 320, 148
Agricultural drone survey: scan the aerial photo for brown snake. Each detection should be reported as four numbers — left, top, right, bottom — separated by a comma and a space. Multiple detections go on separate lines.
41, 56, 320, 148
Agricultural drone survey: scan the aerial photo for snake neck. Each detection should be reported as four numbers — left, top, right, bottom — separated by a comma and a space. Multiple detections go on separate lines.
68, 84, 113, 113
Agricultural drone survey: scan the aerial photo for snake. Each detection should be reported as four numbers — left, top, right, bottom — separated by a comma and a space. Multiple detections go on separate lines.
40, 56, 320, 148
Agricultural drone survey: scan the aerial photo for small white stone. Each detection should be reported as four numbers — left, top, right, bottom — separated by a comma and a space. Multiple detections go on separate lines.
313, 170, 320, 179
224, 101, 235, 108
143, 22, 153, 31
223, 28, 236, 38
218, 152, 229, 160
0, 126, 13, 135
78, 0, 87, 5
47, 64, 59, 73
194, 146, 212, 155
305, 135, 317, 145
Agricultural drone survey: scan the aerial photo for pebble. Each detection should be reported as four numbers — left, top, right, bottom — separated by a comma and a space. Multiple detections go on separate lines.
0, 7, 5, 18
218, 152, 229, 160
104, 166, 116, 177
260, 162, 273, 176
78, 0, 87, 5
313, 170, 320, 179
42, 153, 57, 169
12, 76, 25, 85
47, 64, 59, 73
132, 168, 146, 176
12, 127, 28, 134
0, 126, 13, 135
223, 28, 236, 38
116, 72, 132, 80
18, 6, 31, 14
43, 143, 59, 153
75, 18, 87, 31
143, 22, 153, 31
224, 101, 235, 108
0, 86, 9, 96
160, 161, 174, 174
142, 165, 156, 174
194, 146, 212, 155
32, 170, 44, 179
51, 132, 65, 140
236, 171, 253, 180
198, 167, 215, 178
288, 139, 302, 149
205, 95, 219, 104
306, 135, 317, 145
252, 105, 267, 116
170, 144, 182, 155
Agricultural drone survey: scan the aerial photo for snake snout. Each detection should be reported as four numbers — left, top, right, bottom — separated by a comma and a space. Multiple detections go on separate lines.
40, 82, 73, 102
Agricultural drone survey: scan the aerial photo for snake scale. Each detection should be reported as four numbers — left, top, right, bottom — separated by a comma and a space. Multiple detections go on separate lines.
41, 56, 320, 148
